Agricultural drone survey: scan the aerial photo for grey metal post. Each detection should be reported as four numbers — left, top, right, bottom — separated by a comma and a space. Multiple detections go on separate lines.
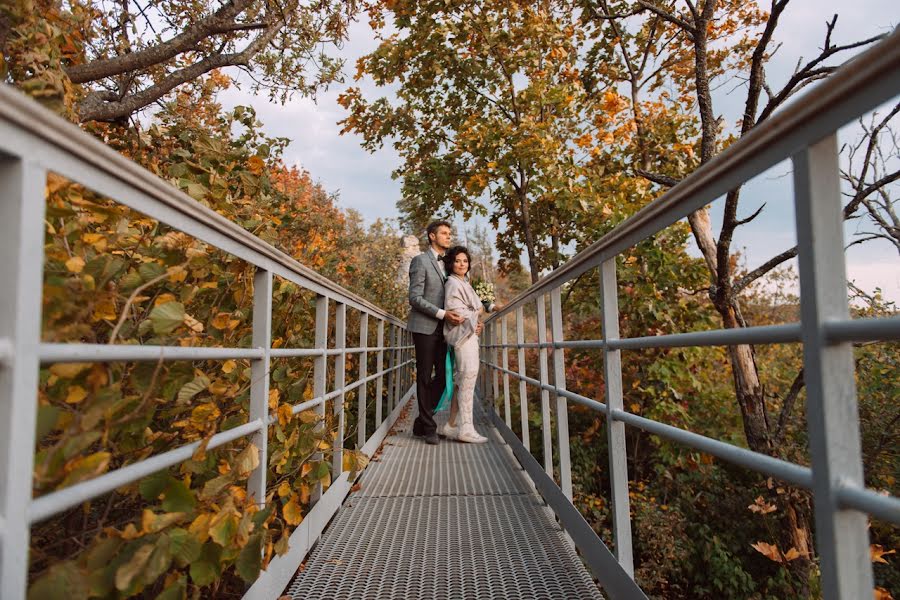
393, 325, 402, 410
358, 314, 369, 448
600, 258, 634, 576
311, 294, 329, 504
492, 322, 501, 416
535, 296, 554, 478
385, 325, 395, 415
501, 314, 512, 427
375, 320, 385, 427
516, 306, 530, 451
249, 268, 272, 507
332, 303, 346, 476
549, 287, 573, 500
0, 158, 46, 596
793, 134, 873, 599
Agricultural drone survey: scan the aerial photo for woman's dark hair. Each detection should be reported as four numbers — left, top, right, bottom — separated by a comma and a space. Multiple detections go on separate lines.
443, 245, 472, 276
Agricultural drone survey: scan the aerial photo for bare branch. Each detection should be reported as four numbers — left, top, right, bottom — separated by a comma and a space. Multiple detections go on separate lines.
733, 246, 799, 294
635, 0, 696, 38
635, 168, 680, 187
773, 369, 804, 446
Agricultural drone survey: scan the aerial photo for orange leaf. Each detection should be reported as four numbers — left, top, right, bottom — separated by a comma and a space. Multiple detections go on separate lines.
751, 541, 783, 563
871, 544, 896, 564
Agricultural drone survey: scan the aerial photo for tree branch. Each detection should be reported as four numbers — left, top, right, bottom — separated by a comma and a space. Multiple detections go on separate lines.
65, 0, 255, 84
635, 168, 680, 187
732, 246, 798, 294
773, 369, 804, 446
635, 0, 696, 37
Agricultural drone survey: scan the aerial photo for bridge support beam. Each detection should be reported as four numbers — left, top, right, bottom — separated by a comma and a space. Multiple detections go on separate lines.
794, 133, 873, 600
249, 268, 273, 507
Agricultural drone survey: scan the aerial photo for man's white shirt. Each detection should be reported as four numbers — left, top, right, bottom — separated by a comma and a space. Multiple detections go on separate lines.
430, 247, 447, 321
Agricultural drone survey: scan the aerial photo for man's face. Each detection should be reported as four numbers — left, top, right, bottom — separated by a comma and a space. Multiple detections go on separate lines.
430, 225, 452, 251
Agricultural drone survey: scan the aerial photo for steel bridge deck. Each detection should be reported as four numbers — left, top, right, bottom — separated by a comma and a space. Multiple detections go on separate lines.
287, 404, 604, 599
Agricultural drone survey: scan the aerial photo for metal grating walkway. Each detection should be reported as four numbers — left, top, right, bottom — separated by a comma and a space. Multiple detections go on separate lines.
287, 402, 604, 599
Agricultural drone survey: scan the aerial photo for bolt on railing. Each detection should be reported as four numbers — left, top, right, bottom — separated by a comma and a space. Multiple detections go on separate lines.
481, 28, 900, 600
0, 84, 415, 599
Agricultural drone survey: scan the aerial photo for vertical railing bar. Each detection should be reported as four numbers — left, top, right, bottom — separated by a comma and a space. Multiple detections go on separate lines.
535, 295, 554, 479
385, 325, 395, 416
516, 306, 530, 451
375, 320, 385, 427
550, 287, 573, 500
358, 313, 369, 448
601, 258, 635, 576
248, 268, 272, 507
332, 303, 346, 477
392, 325, 401, 411
501, 314, 512, 427
793, 134, 873, 600
0, 159, 46, 597
492, 322, 501, 416
310, 294, 329, 505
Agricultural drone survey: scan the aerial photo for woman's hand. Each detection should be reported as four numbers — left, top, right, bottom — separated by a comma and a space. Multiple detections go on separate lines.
475, 322, 484, 335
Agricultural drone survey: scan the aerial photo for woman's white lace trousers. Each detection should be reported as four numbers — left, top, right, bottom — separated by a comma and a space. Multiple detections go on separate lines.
453, 334, 480, 427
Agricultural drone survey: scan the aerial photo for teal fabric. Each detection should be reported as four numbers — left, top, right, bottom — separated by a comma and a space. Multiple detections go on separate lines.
435, 347, 455, 413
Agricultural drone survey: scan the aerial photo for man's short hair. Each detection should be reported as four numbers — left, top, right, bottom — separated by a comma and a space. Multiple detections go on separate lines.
426, 220, 452, 240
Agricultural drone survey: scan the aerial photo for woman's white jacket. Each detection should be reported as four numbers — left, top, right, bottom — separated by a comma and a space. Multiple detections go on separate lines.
443, 275, 483, 347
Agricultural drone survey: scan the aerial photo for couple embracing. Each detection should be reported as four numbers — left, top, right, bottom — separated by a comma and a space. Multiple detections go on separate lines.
408, 220, 496, 446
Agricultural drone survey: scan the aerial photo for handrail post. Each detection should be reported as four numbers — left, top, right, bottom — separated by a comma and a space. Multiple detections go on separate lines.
311, 294, 329, 505
0, 158, 46, 596
358, 314, 369, 448
550, 287, 572, 500
332, 303, 346, 477
516, 306, 530, 451
385, 325, 395, 415
249, 268, 272, 507
794, 134, 873, 599
600, 258, 635, 576
392, 325, 401, 410
492, 321, 501, 417
535, 295, 554, 478
375, 320, 385, 427
501, 314, 512, 427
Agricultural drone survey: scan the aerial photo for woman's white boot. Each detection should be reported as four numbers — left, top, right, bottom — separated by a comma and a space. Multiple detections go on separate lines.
440, 420, 458, 440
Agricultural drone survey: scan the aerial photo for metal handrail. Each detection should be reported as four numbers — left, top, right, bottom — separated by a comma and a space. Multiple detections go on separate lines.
0, 84, 416, 599
481, 27, 900, 600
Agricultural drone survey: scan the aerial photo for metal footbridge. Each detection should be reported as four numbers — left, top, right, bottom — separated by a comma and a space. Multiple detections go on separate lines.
1, 27, 900, 600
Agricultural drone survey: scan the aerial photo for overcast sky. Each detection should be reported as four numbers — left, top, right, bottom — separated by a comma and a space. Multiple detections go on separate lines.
218, 1, 899, 302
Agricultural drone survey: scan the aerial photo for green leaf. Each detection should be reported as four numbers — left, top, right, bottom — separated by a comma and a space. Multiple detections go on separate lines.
28, 561, 90, 600
162, 478, 196, 513
251, 504, 274, 528
155, 575, 187, 600
149, 301, 185, 334
139, 471, 171, 502
177, 372, 210, 404
143, 534, 173, 585
138, 261, 165, 282
201, 473, 233, 500
236, 533, 264, 582
169, 528, 202, 566
36, 403, 60, 441
114, 543, 153, 591
189, 559, 217, 587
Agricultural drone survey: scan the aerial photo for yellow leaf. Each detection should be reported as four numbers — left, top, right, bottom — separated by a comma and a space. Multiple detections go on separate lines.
191, 403, 221, 425
93, 297, 117, 321
301, 463, 313, 478
167, 265, 187, 283
208, 380, 230, 395
183, 313, 203, 333
283, 494, 304, 525
298, 483, 310, 505
65, 385, 88, 404
628, 403, 640, 413
277, 403, 293, 426
65, 256, 85, 273
222, 359, 237, 374
234, 443, 260, 476
212, 312, 232, 330
189, 513, 212, 544
141, 509, 186, 534
751, 541, 783, 563
277, 481, 292, 498
298, 409, 319, 424
154, 293, 177, 307
50, 362, 91, 379
871, 544, 896, 564
783, 547, 802, 561
268, 389, 280, 410
318, 439, 331, 451
874, 587, 894, 600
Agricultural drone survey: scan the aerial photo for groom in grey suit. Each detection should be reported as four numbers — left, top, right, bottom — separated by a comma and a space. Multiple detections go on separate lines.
408, 220, 464, 444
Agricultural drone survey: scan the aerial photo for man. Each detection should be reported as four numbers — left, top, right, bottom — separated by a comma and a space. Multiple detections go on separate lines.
407, 220, 464, 444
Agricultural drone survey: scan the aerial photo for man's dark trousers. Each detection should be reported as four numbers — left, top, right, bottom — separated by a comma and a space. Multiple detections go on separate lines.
412, 329, 447, 436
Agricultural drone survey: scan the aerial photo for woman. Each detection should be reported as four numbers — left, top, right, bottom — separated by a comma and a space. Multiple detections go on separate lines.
439, 246, 494, 444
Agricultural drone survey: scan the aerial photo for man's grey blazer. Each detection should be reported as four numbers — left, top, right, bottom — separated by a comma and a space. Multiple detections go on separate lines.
407, 251, 447, 335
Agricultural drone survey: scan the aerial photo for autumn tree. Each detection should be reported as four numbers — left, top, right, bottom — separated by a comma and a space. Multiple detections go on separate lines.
1, 0, 358, 122
340, 0, 593, 282
580, 0, 895, 592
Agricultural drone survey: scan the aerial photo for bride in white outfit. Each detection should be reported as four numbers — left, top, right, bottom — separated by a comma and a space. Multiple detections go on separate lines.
439, 246, 495, 444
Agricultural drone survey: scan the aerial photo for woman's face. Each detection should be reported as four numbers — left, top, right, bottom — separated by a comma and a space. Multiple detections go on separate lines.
452, 253, 469, 277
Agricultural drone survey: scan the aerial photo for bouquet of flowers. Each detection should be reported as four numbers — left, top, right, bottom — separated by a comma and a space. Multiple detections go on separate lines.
472, 279, 495, 312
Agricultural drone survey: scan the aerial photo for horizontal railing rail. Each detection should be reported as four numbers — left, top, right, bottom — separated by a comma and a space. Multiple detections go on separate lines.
480, 28, 900, 600
0, 84, 415, 599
